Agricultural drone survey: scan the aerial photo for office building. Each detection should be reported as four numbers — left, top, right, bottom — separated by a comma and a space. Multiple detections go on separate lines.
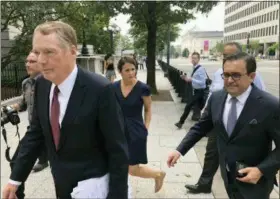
224, 1, 279, 56
181, 31, 223, 56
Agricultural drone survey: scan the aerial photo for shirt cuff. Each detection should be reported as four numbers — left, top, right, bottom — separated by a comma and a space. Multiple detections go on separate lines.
176, 150, 182, 156
9, 179, 22, 186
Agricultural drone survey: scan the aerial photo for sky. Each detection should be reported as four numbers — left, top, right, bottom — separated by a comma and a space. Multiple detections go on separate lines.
112, 2, 225, 46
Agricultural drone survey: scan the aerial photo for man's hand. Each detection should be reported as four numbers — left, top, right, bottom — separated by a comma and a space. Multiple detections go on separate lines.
167, 150, 181, 168
236, 167, 263, 184
2, 183, 18, 199
185, 77, 192, 82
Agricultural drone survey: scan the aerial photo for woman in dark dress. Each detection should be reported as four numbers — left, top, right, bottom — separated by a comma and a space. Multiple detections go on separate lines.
113, 57, 166, 193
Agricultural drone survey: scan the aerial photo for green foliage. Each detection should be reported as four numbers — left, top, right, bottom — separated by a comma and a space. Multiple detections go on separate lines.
115, 33, 134, 51
249, 40, 260, 51
129, 23, 180, 55
268, 42, 279, 51
109, 1, 218, 93
1, 1, 111, 67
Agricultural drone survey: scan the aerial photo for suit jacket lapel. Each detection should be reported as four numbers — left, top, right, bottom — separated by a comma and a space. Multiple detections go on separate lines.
41, 80, 57, 151
217, 90, 229, 140
229, 86, 262, 141
58, 67, 86, 151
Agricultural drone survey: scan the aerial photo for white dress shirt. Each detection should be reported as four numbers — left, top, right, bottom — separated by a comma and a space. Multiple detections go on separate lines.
9, 66, 78, 186
49, 66, 78, 125
223, 85, 252, 128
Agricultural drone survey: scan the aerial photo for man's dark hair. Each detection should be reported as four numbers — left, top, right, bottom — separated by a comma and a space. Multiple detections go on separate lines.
224, 42, 243, 53
223, 52, 257, 74
192, 52, 200, 59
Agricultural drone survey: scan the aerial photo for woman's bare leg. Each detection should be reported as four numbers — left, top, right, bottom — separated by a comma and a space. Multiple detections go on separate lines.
129, 165, 166, 193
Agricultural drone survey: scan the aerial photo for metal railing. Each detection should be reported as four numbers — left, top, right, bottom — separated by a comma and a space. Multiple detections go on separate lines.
158, 60, 201, 119
1, 63, 28, 101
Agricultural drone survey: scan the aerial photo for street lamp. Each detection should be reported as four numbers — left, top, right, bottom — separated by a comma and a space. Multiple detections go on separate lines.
103, 24, 120, 54
246, 32, 250, 54
81, 15, 89, 56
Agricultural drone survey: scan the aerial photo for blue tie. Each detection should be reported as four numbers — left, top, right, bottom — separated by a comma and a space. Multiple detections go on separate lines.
227, 97, 237, 136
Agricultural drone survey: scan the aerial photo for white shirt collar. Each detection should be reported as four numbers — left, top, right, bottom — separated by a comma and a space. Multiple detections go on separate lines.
193, 64, 200, 69
54, 65, 78, 97
226, 85, 252, 105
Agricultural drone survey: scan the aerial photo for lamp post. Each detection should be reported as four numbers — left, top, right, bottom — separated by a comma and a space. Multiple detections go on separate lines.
103, 24, 120, 54
246, 32, 250, 54
81, 15, 89, 56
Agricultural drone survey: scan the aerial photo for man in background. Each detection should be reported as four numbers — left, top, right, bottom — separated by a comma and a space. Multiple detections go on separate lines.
9, 51, 48, 199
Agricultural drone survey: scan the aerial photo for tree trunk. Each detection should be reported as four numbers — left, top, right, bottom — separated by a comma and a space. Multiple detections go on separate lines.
146, 1, 158, 94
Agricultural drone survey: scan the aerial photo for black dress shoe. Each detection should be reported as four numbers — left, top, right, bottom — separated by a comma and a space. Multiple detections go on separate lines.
32, 162, 49, 172
175, 122, 183, 129
185, 183, 211, 193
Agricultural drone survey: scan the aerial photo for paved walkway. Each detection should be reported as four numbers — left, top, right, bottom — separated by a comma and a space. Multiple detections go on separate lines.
1, 69, 279, 198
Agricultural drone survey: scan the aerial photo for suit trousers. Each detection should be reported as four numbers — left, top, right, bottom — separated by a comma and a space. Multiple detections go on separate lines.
179, 89, 205, 124
197, 131, 219, 186
226, 171, 245, 199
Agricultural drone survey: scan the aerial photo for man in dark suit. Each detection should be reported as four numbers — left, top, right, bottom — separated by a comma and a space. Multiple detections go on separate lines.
185, 42, 267, 194
167, 52, 280, 199
2, 21, 129, 199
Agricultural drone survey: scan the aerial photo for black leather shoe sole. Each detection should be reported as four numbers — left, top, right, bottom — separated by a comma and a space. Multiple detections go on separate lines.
175, 122, 183, 129
185, 184, 211, 193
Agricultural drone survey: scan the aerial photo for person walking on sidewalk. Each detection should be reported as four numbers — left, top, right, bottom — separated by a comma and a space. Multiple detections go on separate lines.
3, 21, 129, 199
9, 51, 48, 199
175, 52, 209, 129
167, 52, 280, 199
113, 56, 166, 193
185, 42, 266, 194
104, 53, 116, 83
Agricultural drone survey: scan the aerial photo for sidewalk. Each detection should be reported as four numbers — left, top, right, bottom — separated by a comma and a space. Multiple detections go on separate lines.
1, 69, 279, 198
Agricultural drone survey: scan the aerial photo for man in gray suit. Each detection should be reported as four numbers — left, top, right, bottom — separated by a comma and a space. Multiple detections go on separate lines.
167, 52, 280, 199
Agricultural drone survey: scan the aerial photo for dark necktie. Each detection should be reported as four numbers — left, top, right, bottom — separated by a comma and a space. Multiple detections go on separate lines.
227, 97, 238, 136
51, 86, 60, 150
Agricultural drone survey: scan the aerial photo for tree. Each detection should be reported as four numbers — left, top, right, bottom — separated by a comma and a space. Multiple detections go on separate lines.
115, 33, 134, 50
182, 48, 190, 57
129, 23, 180, 56
249, 40, 260, 55
215, 40, 224, 54
107, 1, 218, 93
267, 42, 279, 56
1, 2, 111, 67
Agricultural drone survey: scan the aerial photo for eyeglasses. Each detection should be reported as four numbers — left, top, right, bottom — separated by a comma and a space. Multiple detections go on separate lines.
221, 73, 247, 81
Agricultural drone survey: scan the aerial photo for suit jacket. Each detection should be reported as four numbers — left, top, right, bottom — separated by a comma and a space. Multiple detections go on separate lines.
11, 67, 129, 199
177, 85, 280, 199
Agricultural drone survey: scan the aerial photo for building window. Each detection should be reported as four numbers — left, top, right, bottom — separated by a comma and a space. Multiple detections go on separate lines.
272, 26, 274, 35
276, 25, 278, 34
277, 10, 279, 20
269, 26, 271, 35
270, 12, 272, 21
266, 13, 269, 21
